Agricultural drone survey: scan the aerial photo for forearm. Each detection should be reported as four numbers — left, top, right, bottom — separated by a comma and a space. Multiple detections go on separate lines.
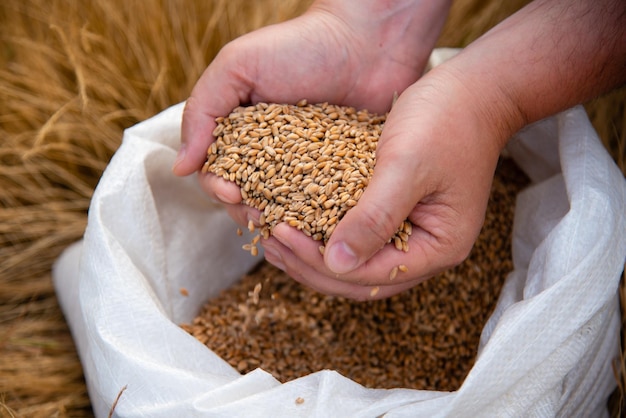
442, 0, 626, 146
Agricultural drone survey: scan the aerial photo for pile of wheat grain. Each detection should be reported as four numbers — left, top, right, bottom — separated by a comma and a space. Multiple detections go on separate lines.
184, 156, 529, 391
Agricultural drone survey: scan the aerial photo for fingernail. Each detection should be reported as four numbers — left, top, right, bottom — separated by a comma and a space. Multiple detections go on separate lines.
326, 241, 359, 274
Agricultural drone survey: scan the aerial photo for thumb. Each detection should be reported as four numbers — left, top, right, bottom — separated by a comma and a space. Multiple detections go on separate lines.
324, 131, 426, 274
173, 47, 252, 176
173, 95, 219, 176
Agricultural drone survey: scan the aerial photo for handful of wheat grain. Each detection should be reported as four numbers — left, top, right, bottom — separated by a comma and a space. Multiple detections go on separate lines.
203, 100, 412, 253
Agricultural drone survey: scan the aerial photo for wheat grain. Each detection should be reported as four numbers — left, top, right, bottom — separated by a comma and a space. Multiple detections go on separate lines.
204, 101, 411, 250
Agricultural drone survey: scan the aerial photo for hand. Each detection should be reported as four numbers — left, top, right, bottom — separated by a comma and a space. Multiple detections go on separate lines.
262, 64, 508, 300
173, 0, 451, 298
255, 0, 626, 300
176, 0, 626, 300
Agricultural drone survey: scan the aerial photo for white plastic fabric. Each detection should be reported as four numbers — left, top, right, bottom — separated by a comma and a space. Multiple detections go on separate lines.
53, 50, 626, 417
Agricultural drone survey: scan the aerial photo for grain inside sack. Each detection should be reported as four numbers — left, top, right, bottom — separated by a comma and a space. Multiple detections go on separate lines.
183, 101, 529, 391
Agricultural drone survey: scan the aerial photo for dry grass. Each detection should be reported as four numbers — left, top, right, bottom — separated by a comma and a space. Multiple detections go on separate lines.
1, 1, 311, 416
0, 0, 623, 417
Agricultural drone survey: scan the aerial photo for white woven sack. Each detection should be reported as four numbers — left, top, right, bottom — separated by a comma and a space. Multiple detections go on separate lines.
53, 50, 626, 417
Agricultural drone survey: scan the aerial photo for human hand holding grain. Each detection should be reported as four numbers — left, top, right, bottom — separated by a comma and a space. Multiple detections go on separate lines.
174, 0, 450, 178
177, 0, 625, 300
262, 70, 505, 300
260, 0, 626, 299
173, 0, 451, 297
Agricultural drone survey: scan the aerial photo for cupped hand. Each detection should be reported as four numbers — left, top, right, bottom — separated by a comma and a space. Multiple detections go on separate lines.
262, 62, 511, 300
174, 0, 450, 189
175, 0, 454, 299
175, 1, 444, 177
178, 0, 626, 300
267, 0, 626, 299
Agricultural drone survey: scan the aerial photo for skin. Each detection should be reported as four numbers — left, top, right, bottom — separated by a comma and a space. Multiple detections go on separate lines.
174, 0, 626, 300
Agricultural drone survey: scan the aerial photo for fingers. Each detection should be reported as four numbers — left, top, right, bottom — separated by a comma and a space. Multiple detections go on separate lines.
198, 171, 242, 205
198, 170, 266, 231
272, 223, 398, 283
262, 231, 419, 301
270, 222, 437, 287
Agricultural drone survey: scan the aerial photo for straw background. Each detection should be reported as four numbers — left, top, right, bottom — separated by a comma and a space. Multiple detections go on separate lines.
0, 0, 624, 416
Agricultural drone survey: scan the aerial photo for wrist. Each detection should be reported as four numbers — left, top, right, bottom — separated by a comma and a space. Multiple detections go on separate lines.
419, 61, 523, 156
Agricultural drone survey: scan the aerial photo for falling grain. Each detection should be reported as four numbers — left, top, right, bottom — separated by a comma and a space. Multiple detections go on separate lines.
181, 158, 530, 392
